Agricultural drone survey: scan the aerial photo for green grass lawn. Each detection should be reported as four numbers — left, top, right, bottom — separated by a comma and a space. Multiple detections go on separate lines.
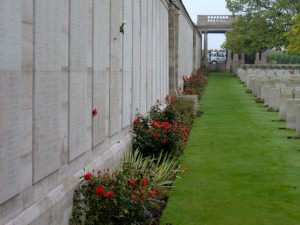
160, 72, 300, 225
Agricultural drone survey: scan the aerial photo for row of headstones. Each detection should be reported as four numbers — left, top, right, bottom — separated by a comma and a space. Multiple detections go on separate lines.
238, 65, 300, 136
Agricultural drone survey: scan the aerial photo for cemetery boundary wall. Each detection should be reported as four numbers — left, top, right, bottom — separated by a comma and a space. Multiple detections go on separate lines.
0, 0, 201, 224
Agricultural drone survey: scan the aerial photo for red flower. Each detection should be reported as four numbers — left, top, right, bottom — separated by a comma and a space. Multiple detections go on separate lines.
84, 172, 92, 181
130, 180, 137, 187
161, 122, 170, 129
140, 189, 146, 196
151, 190, 157, 197
141, 199, 144, 204
142, 178, 147, 186
95, 187, 104, 196
171, 97, 176, 103
133, 119, 139, 125
165, 95, 170, 100
153, 133, 159, 139
162, 139, 168, 144
131, 195, 137, 201
104, 191, 114, 199
92, 108, 98, 117
152, 120, 160, 128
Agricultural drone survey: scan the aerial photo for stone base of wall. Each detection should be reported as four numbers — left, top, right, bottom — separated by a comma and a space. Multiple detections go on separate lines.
5, 134, 132, 225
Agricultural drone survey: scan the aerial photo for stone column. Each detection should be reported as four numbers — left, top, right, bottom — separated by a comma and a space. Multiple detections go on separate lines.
240, 53, 245, 64
261, 50, 267, 64
232, 53, 239, 75
168, 4, 179, 95
226, 49, 232, 71
203, 31, 208, 64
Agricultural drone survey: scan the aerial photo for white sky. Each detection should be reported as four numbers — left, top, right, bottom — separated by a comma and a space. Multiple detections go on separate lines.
182, 0, 231, 50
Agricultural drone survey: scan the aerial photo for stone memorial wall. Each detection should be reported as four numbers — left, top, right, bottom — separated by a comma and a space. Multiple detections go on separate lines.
0, 0, 201, 224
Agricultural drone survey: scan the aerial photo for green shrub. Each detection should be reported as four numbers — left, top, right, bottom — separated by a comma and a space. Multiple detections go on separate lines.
183, 67, 208, 96
132, 96, 194, 158
70, 150, 180, 225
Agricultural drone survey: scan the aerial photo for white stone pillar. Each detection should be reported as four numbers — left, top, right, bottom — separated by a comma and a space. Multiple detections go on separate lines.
203, 31, 208, 64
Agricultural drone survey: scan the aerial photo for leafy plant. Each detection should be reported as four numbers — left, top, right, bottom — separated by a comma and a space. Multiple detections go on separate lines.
183, 67, 207, 97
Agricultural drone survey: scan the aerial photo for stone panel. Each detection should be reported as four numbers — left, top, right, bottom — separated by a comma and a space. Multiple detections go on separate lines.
33, 72, 61, 182
93, 71, 109, 146
146, 0, 153, 111
34, 0, 62, 71
132, 0, 141, 115
0, 0, 21, 70
109, 71, 122, 135
69, 0, 88, 72
93, 0, 110, 72
140, 0, 147, 114
0, 71, 21, 204
69, 72, 88, 161
122, 0, 133, 127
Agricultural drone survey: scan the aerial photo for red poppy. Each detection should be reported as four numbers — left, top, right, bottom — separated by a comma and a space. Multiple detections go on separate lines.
104, 191, 114, 199
162, 139, 168, 144
153, 133, 159, 139
92, 108, 98, 117
84, 172, 92, 181
142, 178, 147, 186
130, 180, 137, 187
131, 195, 137, 201
133, 119, 139, 125
95, 187, 104, 196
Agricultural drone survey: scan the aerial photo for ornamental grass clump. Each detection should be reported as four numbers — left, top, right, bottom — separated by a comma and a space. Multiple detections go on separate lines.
70, 150, 180, 225
132, 95, 194, 158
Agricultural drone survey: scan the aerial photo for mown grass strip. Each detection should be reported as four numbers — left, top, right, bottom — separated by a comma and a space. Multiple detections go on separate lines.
160, 72, 300, 225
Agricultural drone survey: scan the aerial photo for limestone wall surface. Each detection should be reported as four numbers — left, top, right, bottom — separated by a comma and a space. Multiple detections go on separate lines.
0, 0, 200, 224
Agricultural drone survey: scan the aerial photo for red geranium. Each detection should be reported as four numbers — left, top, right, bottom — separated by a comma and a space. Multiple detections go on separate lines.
142, 179, 147, 186
130, 180, 137, 187
104, 191, 114, 199
84, 172, 92, 181
96, 187, 104, 196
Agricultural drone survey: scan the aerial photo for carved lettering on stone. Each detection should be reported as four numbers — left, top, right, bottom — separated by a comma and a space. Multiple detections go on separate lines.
34, 1, 61, 71
33, 73, 61, 182
0, 0, 21, 70
69, 72, 88, 160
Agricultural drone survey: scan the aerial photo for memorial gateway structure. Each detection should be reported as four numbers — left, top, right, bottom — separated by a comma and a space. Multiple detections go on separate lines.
0, 0, 201, 224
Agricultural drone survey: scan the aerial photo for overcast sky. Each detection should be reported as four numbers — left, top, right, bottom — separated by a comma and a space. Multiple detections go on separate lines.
182, 0, 231, 49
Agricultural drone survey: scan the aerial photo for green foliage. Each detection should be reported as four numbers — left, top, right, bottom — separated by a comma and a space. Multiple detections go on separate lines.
224, 0, 299, 54
132, 96, 194, 158
266, 51, 300, 64
183, 68, 208, 96
285, 14, 300, 54
70, 150, 180, 225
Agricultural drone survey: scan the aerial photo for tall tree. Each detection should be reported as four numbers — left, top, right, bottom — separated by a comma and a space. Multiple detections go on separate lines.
224, 0, 299, 53
284, 14, 300, 54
